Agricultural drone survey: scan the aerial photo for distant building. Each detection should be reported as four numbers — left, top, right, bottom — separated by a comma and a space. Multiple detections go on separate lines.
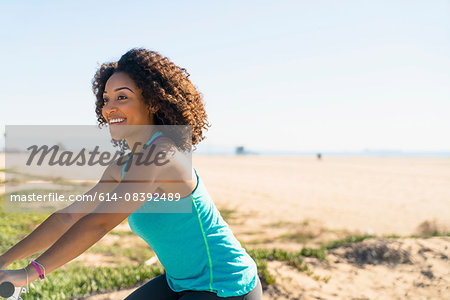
56, 142, 66, 151
235, 146, 259, 155
236, 146, 245, 155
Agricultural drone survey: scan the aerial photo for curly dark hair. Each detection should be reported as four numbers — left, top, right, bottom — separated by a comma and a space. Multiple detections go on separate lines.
92, 48, 211, 153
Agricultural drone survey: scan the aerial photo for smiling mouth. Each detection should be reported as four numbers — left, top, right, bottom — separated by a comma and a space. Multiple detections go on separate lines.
109, 118, 127, 125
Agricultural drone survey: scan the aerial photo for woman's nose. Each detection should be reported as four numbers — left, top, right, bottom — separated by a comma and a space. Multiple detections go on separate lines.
103, 101, 117, 114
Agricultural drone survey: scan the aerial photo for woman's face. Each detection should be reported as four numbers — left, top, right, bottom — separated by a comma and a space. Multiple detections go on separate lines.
102, 71, 152, 125
102, 72, 154, 139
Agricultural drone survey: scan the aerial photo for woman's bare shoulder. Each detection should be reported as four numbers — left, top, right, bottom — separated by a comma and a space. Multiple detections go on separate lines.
154, 143, 195, 196
104, 142, 189, 182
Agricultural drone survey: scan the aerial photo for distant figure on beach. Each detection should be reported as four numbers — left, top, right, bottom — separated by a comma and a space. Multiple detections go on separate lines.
317, 153, 322, 160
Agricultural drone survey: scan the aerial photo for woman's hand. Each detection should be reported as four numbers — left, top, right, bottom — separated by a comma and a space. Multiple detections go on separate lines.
0, 269, 28, 287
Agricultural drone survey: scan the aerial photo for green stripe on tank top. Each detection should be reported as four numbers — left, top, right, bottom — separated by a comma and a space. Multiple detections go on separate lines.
191, 195, 214, 292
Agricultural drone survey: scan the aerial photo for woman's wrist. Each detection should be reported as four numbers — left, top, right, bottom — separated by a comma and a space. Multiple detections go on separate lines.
25, 264, 41, 282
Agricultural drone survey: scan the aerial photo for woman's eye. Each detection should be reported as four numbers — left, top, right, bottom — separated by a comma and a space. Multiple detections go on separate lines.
102, 96, 126, 105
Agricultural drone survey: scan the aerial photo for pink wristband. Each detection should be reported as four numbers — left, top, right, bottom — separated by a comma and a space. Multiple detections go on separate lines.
31, 261, 45, 279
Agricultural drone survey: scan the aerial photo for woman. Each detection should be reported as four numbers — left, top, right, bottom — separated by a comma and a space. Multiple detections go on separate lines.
0, 48, 263, 299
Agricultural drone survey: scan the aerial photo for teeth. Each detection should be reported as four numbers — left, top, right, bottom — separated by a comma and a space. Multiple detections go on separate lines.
110, 118, 125, 124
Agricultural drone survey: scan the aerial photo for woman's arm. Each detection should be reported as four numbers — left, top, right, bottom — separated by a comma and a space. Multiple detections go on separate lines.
0, 163, 120, 270
0, 145, 173, 286
19, 157, 163, 284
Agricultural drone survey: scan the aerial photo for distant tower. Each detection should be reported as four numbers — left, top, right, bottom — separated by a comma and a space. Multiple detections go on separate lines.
56, 142, 66, 151
236, 146, 245, 155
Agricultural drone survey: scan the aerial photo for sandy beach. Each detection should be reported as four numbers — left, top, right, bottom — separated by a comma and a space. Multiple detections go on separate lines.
193, 155, 450, 237
1, 154, 449, 299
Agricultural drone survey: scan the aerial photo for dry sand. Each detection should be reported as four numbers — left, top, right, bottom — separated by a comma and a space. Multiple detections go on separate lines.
1, 154, 449, 299
192, 155, 450, 237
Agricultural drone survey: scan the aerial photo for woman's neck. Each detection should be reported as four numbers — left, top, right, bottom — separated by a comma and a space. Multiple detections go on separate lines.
125, 127, 158, 155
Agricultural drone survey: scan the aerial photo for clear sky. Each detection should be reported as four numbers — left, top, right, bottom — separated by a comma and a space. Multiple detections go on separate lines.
1, 0, 449, 153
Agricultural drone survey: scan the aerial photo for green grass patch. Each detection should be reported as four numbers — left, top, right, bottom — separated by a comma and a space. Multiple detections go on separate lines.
0, 194, 49, 252
1, 190, 165, 298
323, 234, 376, 250
19, 262, 164, 299
265, 220, 294, 228
254, 259, 276, 285
277, 232, 314, 244
409, 232, 450, 238
219, 208, 238, 223
383, 234, 401, 239
87, 244, 154, 263
299, 247, 327, 260
109, 230, 135, 237
243, 234, 387, 284
246, 247, 329, 282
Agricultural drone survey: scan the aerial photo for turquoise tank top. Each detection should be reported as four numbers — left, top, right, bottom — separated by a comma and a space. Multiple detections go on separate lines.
121, 131, 258, 297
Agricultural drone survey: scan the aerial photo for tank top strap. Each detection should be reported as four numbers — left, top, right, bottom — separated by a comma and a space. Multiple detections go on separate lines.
121, 130, 166, 180
121, 153, 133, 181
144, 131, 163, 148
